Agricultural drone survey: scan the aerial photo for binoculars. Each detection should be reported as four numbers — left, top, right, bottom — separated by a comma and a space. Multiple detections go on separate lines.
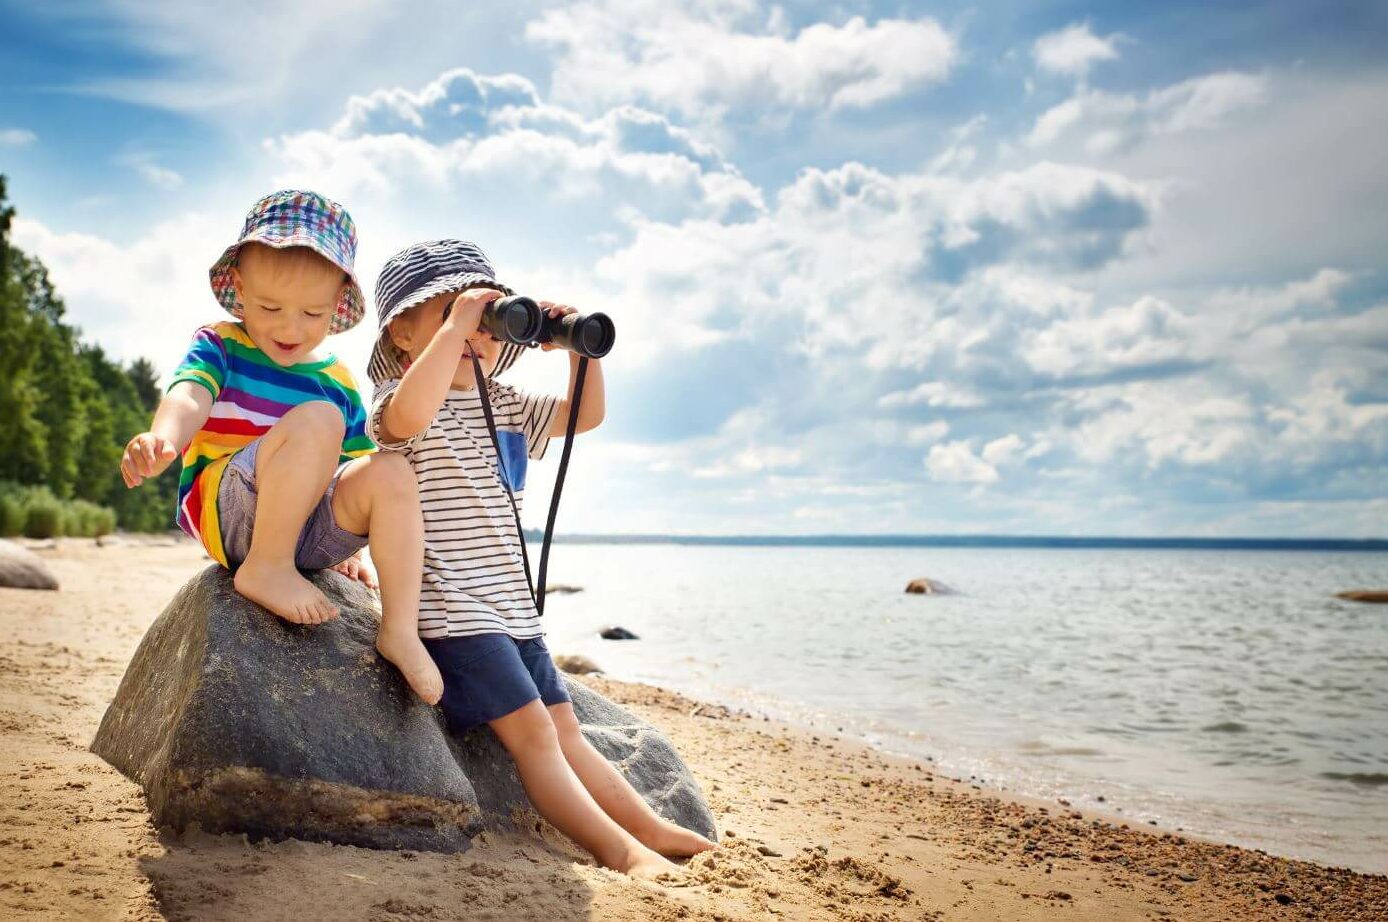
444, 294, 615, 359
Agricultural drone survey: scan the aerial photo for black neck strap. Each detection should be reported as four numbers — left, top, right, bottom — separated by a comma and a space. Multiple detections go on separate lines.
468, 351, 588, 617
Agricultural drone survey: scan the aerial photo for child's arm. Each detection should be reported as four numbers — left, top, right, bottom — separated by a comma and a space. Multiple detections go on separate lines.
380, 288, 500, 442
548, 350, 605, 436
538, 303, 605, 436
120, 381, 213, 487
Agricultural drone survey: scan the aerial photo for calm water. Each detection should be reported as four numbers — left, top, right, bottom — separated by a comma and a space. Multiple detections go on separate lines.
538, 545, 1388, 873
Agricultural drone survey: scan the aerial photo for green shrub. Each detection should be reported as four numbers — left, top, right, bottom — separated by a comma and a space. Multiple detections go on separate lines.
93, 505, 117, 537
66, 499, 114, 537
0, 493, 23, 536
22, 490, 63, 539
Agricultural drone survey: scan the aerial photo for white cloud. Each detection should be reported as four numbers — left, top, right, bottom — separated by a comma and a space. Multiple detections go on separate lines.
1267, 371, 1388, 462
905, 421, 950, 445
0, 128, 37, 146
982, 433, 1026, 466
880, 382, 986, 409
268, 68, 764, 225
1066, 383, 1259, 468
1029, 71, 1267, 152
1022, 295, 1192, 379
596, 159, 1157, 368
926, 440, 999, 484
1032, 23, 1119, 78
526, 3, 956, 123
10, 214, 226, 376
118, 153, 184, 190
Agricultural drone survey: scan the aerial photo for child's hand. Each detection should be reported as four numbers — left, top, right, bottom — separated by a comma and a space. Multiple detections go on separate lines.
443, 288, 502, 340
330, 550, 378, 590
120, 432, 178, 488
537, 301, 578, 351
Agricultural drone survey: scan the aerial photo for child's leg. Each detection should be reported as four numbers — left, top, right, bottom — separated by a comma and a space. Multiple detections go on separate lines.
548, 702, 716, 857
489, 700, 678, 878
233, 401, 345, 624
331, 452, 443, 705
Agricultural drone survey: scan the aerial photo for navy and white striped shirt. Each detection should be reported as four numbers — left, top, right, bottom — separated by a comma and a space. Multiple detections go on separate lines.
370, 378, 559, 639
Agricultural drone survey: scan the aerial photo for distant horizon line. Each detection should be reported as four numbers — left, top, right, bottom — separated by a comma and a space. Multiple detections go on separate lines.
522, 532, 1388, 551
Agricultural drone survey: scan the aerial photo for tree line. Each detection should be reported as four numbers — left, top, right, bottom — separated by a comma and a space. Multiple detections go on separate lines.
0, 175, 178, 536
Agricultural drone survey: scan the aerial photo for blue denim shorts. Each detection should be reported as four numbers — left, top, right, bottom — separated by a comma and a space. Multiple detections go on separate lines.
217, 438, 369, 570
424, 632, 572, 732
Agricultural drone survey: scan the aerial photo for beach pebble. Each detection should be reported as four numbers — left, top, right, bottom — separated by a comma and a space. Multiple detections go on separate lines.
757, 845, 782, 857
553, 654, 602, 675
0, 540, 60, 590
599, 625, 639, 640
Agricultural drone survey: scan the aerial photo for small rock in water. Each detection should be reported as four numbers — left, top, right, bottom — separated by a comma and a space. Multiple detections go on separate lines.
1335, 589, 1388, 603
599, 625, 639, 640
905, 578, 956, 595
553, 654, 602, 675
0, 540, 59, 590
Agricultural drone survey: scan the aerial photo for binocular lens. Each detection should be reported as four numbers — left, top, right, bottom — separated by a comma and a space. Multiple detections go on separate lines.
572, 314, 615, 359
483, 295, 545, 344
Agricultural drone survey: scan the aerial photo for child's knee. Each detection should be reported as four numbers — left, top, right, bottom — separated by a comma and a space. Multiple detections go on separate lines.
495, 704, 562, 756
548, 705, 584, 746
275, 400, 345, 443
368, 452, 418, 498
343, 452, 417, 512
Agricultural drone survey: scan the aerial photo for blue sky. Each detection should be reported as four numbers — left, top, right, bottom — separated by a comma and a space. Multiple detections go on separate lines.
2, 0, 1386, 536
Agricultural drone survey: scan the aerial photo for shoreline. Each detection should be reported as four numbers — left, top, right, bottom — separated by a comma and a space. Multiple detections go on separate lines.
569, 664, 1388, 877
1, 538, 1386, 920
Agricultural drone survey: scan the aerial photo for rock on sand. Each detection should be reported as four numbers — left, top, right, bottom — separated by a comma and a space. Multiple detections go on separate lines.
554, 654, 603, 675
91, 566, 716, 852
0, 539, 59, 590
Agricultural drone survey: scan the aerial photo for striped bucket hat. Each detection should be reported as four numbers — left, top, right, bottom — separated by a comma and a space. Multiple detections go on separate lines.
368, 239, 527, 385
209, 190, 366, 334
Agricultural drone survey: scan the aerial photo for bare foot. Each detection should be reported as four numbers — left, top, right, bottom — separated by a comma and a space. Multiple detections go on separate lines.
376, 628, 444, 704
234, 559, 338, 624
612, 843, 681, 880
639, 819, 717, 857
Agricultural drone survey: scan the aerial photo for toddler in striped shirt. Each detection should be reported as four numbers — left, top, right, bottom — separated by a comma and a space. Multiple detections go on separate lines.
367, 239, 714, 877
118, 190, 444, 706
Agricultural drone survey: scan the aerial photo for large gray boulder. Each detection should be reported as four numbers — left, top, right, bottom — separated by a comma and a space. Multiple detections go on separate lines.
0, 539, 59, 590
92, 566, 716, 853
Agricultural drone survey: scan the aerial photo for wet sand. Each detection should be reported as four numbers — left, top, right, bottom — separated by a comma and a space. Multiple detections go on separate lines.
2, 538, 1385, 920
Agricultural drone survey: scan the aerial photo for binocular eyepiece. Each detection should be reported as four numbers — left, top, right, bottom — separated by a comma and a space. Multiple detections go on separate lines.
446, 294, 614, 359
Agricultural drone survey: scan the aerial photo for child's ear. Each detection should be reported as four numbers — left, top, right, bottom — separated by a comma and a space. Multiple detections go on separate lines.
229, 267, 244, 301
387, 314, 414, 351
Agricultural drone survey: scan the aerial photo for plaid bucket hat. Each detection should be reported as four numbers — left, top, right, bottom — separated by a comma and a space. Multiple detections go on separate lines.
368, 239, 527, 385
208, 190, 366, 334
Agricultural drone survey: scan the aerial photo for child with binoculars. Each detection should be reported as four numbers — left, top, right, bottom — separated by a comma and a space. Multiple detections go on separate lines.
367, 239, 715, 878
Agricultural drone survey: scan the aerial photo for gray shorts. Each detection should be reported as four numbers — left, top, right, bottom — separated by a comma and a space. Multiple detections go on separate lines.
217, 439, 369, 570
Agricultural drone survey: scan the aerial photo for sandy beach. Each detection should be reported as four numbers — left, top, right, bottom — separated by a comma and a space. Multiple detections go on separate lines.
2, 539, 1386, 921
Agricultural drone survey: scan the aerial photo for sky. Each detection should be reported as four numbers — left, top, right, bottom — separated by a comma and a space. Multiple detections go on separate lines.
1, 0, 1386, 537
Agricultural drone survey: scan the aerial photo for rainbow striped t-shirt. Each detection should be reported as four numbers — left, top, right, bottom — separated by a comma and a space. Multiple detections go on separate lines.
168, 321, 374, 565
